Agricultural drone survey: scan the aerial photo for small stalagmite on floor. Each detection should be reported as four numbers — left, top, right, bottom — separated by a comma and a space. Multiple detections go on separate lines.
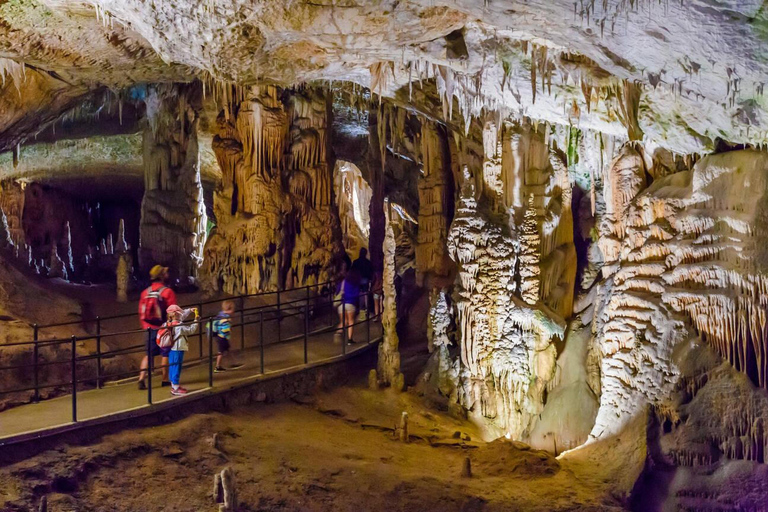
213, 467, 237, 512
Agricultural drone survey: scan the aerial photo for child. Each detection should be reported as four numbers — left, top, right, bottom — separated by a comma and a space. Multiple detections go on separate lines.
161, 304, 198, 396
212, 300, 240, 372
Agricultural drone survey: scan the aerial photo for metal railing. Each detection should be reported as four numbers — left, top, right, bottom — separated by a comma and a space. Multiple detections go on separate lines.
0, 281, 383, 425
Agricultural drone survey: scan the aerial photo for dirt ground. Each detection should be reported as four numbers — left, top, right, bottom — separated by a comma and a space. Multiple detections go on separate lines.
0, 375, 637, 512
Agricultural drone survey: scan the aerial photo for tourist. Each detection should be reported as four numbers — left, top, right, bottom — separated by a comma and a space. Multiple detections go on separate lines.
137, 264, 177, 390
211, 300, 242, 373
371, 270, 383, 321
351, 248, 373, 312
162, 304, 198, 396
335, 267, 361, 344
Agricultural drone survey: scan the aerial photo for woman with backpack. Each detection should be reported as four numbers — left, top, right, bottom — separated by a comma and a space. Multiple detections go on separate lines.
159, 304, 199, 396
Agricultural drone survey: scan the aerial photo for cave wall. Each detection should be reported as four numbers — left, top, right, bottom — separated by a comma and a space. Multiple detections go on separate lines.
201, 86, 342, 294
140, 83, 207, 282
437, 120, 576, 440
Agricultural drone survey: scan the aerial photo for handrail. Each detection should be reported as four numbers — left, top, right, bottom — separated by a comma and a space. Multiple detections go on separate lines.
35, 279, 339, 329
0, 283, 383, 434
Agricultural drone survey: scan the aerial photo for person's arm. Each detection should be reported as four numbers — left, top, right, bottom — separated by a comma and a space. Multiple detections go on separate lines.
176, 309, 199, 336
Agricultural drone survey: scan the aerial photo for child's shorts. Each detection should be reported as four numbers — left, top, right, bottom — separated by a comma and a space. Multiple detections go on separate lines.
214, 335, 230, 354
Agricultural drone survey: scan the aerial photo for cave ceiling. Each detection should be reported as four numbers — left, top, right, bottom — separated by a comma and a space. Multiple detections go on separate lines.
0, 0, 766, 154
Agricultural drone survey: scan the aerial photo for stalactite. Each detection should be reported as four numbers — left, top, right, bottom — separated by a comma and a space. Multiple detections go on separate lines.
201, 86, 342, 293
139, 83, 207, 280
415, 121, 452, 278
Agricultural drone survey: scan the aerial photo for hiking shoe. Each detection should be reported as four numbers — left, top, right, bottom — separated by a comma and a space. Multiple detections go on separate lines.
171, 387, 188, 396
214, 367, 226, 373
347, 338, 356, 345
161, 381, 172, 387
138, 380, 147, 391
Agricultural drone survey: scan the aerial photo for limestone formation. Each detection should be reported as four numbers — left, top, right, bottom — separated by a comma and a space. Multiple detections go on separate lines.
213, 467, 237, 512
116, 252, 132, 303
377, 205, 401, 388
438, 120, 575, 441
201, 86, 342, 293
140, 83, 207, 281
415, 122, 453, 279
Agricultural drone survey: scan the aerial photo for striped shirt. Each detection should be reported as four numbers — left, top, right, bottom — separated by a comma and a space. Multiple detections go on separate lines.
212, 312, 231, 340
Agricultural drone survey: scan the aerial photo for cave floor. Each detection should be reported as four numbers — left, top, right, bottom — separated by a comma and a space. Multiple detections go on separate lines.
0, 321, 381, 440
0, 380, 632, 512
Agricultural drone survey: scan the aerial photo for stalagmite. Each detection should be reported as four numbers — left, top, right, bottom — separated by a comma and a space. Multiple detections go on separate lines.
213, 467, 237, 512
377, 204, 402, 388
48, 244, 67, 280
461, 456, 472, 478
399, 411, 409, 443
115, 218, 128, 253
116, 251, 132, 303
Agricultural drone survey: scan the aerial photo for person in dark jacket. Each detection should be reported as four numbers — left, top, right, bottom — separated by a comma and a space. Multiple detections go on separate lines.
351, 248, 373, 312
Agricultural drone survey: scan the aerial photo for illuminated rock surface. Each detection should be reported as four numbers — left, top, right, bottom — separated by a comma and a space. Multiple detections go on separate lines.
1, 1, 768, 510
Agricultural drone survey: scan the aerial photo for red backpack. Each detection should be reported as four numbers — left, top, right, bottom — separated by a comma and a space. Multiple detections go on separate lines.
139, 285, 167, 325
156, 321, 177, 348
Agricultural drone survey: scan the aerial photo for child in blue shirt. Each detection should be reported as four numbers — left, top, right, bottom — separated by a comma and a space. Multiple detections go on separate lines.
212, 300, 238, 373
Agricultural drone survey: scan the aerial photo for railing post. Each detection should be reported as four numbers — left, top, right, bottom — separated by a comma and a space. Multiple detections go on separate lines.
304, 303, 309, 365
276, 288, 281, 343
147, 328, 153, 405
71, 335, 77, 423
259, 310, 265, 374
306, 285, 311, 321
208, 319, 214, 388
240, 296, 245, 350
366, 297, 371, 344
342, 302, 347, 355
32, 323, 39, 403
198, 301, 204, 360
96, 316, 102, 389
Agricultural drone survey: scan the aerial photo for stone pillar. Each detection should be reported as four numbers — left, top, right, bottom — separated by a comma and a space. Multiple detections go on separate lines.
377, 203, 402, 388
367, 108, 385, 276
139, 82, 207, 282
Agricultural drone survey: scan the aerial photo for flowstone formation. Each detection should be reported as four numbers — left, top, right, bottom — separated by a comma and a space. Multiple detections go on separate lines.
201, 86, 342, 293
439, 121, 575, 440
140, 83, 207, 281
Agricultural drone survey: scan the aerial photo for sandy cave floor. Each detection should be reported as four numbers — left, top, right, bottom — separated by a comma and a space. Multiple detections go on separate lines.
0, 378, 633, 512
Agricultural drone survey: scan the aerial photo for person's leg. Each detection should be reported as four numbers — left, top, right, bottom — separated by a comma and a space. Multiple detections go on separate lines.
336, 304, 344, 333
169, 351, 181, 388
176, 351, 185, 388
138, 355, 149, 382
346, 308, 355, 341
161, 355, 170, 382
216, 352, 224, 369
139, 329, 158, 385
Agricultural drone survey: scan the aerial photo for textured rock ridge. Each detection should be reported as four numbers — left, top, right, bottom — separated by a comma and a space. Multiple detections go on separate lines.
202, 86, 342, 293
140, 83, 207, 280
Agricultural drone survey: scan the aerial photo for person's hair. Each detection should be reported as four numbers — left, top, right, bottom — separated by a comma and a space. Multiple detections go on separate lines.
222, 300, 235, 313
359, 248, 368, 258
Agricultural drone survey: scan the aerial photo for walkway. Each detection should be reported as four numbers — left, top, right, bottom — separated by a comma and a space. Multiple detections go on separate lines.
0, 286, 382, 444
